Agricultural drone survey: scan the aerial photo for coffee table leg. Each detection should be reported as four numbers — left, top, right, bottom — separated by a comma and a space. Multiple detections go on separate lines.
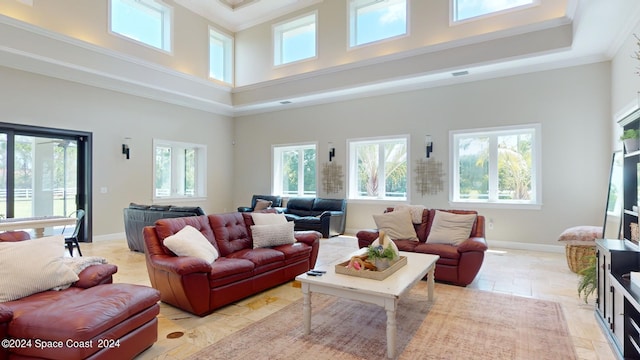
386, 308, 397, 359
302, 283, 311, 335
427, 265, 435, 301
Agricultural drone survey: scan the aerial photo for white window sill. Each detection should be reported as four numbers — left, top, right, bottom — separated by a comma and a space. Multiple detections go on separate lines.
448, 201, 542, 210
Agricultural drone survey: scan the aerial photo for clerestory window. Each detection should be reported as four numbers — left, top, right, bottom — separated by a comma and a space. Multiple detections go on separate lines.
349, 0, 407, 48
273, 12, 317, 66
109, 0, 172, 52
452, 0, 537, 22
209, 28, 233, 84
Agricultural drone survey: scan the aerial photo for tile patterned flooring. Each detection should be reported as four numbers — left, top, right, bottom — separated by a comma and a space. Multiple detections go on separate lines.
81, 236, 616, 359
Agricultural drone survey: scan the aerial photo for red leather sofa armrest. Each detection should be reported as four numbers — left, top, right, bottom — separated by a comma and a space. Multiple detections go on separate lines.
294, 230, 322, 245
73, 264, 118, 288
294, 231, 321, 268
0, 304, 11, 360
0, 304, 12, 324
457, 237, 488, 253
356, 230, 379, 248
148, 254, 212, 275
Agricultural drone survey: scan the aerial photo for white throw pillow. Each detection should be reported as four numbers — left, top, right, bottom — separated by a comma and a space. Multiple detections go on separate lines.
0, 235, 79, 302
427, 210, 477, 245
394, 204, 426, 224
163, 225, 219, 263
252, 222, 296, 249
373, 210, 418, 241
251, 212, 287, 225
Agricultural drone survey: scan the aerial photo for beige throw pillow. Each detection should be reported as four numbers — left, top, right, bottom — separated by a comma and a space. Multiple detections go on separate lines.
252, 222, 296, 248
251, 212, 287, 225
163, 225, 219, 263
394, 204, 426, 224
253, 199, 273, 211
373, 210, 418, 241
427, 210, 477, 245
0, 235, 79, 302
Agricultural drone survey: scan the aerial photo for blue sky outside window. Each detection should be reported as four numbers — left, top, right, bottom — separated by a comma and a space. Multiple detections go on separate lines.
274, 13, 316, 66
209, 30, 232, 83
350, 0, 407, 47
454, 0, 535, 22
110, 0, 170, 51
282, 24, 316, 64
209, 38, 225, 81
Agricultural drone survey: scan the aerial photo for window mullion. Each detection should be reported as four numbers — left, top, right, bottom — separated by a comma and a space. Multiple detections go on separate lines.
298, 149, 304, 196
378, 142, 385, 199
488, 135, 499, 202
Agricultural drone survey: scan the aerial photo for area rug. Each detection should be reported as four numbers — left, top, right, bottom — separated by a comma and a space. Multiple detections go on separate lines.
187, 283, 576, 360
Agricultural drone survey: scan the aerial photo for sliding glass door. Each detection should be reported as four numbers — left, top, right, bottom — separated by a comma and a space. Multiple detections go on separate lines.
0, 123, 92, 241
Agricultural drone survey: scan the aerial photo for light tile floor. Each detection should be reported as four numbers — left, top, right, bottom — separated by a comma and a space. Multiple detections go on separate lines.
80, 236, 616, 360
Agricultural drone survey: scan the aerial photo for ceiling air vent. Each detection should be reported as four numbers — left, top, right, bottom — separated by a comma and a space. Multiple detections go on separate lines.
452, 70, 469, 77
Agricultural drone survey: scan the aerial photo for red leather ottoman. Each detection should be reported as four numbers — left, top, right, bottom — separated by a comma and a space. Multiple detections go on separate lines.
3, 284, 160, 360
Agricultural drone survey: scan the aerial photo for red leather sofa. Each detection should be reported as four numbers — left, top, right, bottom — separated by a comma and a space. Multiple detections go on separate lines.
0, 231, 161, 360
143, 212, 321, 316
357, 208, 487, 286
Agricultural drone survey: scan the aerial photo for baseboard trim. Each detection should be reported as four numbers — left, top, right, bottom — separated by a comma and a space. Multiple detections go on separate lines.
92, 232, 125, 242
344, 229, 566, 254
488, 240, 565, 254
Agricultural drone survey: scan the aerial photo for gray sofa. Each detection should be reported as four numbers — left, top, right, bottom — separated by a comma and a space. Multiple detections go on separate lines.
123, 203, 205, 252
281, 197, 346, 238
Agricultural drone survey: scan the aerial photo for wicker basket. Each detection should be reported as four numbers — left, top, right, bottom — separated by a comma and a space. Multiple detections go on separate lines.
631, 222, 639, 242
565, 244, 595, 274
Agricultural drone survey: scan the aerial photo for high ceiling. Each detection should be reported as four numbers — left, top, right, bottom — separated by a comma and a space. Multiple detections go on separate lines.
173, 0, 640, 115
1, 0, 640, 116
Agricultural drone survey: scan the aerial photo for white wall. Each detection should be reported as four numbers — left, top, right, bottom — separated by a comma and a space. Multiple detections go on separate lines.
234, 62, 612, 248
611, 22, 640, 136
0, 66, 234, 237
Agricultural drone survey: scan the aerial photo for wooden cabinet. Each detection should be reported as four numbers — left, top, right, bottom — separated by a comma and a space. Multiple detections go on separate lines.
596, 239, 640, 359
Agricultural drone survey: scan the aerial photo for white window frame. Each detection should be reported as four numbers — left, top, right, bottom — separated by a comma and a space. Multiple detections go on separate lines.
451, 0, 538, 24
209, 27, 234, 85
348, 0, 408, 48
109, 0, 173, 53
273, 11, 318, 66
272, 143, 317, 197
450, 124, 542, 209
348, 135, 409, 202
153, 139, 207, 201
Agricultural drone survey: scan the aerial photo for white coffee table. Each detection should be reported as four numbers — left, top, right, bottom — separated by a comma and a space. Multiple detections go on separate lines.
295, 250, 439, 359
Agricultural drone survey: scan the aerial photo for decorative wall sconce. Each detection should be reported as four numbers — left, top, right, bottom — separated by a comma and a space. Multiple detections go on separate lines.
329, 142, 335, 162
122, 138, 131, 160
425, 135, 433, 158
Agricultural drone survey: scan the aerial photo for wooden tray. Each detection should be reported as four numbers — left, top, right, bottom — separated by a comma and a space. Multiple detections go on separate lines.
335, 256, 407, 281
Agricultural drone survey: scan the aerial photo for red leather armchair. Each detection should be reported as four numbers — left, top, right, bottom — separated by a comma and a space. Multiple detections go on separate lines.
357, 208, 487, 286
0, 231, 161, 360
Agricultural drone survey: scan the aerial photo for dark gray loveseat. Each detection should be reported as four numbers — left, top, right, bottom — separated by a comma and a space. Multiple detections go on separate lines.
123, 203, 205, 252
281, 197, 346, 238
